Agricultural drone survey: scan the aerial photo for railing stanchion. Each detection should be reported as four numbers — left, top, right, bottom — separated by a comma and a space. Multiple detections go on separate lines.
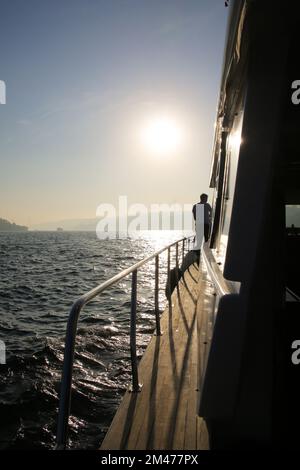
167, 246, 172, 313
182, 239, 185, 265
175, 242, 179, 285
154, 255, 162, 336
129, 269, 141, 392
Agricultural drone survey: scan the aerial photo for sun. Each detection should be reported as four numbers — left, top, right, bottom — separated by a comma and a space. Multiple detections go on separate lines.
140, 116, 183, 156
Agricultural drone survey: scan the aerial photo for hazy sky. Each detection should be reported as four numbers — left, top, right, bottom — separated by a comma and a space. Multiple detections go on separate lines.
0, 0, 228, 226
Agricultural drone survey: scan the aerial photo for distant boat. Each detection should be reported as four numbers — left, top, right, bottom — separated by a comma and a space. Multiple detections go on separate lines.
56, 227, 64, 232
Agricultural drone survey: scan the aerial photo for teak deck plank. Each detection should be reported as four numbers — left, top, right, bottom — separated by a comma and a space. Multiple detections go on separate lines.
100, 263, 209, 450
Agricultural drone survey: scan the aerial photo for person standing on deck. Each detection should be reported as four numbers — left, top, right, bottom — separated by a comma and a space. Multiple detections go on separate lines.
192, 193, 212, 244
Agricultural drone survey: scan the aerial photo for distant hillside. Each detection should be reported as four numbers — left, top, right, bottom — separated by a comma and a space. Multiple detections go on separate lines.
0, 218, 28, 232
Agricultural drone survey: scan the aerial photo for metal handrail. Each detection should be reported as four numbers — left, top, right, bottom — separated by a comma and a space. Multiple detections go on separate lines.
202, 242, 232, 296
56, 235, 194, 449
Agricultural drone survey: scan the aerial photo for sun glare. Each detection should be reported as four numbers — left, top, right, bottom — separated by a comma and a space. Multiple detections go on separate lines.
140, 116, 183, 156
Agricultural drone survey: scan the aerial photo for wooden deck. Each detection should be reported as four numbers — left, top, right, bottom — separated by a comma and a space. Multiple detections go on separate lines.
100, 262, 210, 450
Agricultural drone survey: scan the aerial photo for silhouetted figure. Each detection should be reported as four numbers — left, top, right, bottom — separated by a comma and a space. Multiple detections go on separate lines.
192, 193, 212, 242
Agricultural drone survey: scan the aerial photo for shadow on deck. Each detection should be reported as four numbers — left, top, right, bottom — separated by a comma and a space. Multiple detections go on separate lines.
100, 263, 209, 450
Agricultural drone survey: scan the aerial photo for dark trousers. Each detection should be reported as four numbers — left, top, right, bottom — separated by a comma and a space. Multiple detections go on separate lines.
204, 224, 210, 242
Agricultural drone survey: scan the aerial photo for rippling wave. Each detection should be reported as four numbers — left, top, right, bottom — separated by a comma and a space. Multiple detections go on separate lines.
0, 231, 182, 449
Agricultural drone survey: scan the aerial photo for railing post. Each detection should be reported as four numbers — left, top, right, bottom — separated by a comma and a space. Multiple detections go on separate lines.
56, 300, 83, 449
167, 246, 172, 312
182, 238, 185, 265
154, 255, 162, 336
175, 242, 179, 285
129, 269, 142, 392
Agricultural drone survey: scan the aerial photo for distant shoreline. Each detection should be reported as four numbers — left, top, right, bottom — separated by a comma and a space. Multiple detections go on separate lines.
0, 217, 28, 232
